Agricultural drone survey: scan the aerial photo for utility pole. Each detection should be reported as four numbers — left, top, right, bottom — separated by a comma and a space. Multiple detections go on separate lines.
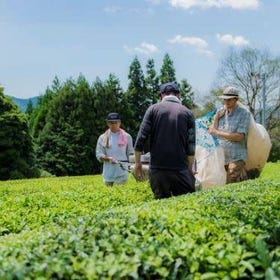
261, 74, 266, 128
251, 72, 267, 127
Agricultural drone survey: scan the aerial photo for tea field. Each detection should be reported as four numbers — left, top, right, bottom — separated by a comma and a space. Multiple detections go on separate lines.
0, 162, 279, 279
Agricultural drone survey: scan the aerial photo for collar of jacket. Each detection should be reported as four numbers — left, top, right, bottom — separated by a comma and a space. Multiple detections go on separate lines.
162, 95, 181, 104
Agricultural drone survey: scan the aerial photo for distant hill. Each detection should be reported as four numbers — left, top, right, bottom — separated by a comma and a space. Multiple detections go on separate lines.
9, 96, 39, 112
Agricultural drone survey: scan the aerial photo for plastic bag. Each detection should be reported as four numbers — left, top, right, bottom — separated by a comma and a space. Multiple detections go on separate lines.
195, 111, 227, 189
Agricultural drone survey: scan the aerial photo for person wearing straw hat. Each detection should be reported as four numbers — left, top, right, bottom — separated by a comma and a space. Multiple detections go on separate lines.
208, 86, 251, 183
96, 112, 134, 186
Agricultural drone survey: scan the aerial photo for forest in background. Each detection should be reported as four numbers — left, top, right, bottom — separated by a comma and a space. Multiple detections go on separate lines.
1, 48, 279, 180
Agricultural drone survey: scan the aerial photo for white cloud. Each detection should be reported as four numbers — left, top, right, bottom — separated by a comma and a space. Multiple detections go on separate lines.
146, 0, 161, 4
168, 35, 213, 57
124, 42, 159, 55
217, 33, 249, 46
168, 35, 208, 49
198, 48, 214, 57
169, 0, 259, 10
104, 6, 154, 16
104, 5, 122, 14
123, 45, 132, 54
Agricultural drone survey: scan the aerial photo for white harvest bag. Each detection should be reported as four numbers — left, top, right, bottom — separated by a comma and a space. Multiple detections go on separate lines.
195, 112, 227, 189
195, 110, 272, 188
245, 116, 272, 174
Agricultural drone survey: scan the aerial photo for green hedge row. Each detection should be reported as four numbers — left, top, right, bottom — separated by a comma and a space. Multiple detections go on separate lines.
0, 176, 153, 236
0, 163, 279, 279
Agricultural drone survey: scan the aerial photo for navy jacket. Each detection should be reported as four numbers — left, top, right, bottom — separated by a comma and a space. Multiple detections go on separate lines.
134, 96, 195, 170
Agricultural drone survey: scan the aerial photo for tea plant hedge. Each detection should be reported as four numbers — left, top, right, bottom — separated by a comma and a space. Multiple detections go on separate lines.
0, 162, 279, 279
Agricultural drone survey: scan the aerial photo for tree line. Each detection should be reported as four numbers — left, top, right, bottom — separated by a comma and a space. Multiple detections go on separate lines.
1, 49, 279, 180
1, 54, 197, 180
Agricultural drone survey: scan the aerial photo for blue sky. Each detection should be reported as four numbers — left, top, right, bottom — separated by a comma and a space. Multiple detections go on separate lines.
0, 0, 279, 99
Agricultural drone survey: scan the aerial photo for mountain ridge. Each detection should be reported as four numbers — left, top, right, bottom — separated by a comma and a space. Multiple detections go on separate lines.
9, 96, 38, 112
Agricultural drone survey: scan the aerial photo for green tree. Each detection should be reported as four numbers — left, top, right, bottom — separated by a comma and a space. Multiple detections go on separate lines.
125, 57, 149, 139
35, 74, 129, 176
25, 99, 34, 116
145, 58, 160, 104
0, 87, 39, 180
179, 79, 196, 109
37, 76, 97, 176
29, 76, 61, 138
159, 53, 176, 84
91, 75, 124, 132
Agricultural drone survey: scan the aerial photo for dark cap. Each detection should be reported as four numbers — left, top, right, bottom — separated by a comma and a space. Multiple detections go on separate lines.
107, 112, 121, 121
160, 82, 180, 94
219, 86, 239, 99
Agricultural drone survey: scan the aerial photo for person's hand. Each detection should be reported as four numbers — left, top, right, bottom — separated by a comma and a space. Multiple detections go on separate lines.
107, 157, 117, 163
208, 125, 217, 136
101, 156, 117, 163
192, 169, 198, 175
133, 162, 145, 182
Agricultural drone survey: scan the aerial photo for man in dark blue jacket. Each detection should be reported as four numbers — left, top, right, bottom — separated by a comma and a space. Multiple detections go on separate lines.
134, 82, 196, 199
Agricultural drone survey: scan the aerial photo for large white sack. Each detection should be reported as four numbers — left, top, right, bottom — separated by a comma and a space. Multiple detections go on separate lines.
195, 146, 226, 189
195, 112, 227, 189
246, 117, 272, 175
195, 109, 272, 187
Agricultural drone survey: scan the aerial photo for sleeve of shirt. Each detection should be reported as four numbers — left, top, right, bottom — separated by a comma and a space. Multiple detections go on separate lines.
186, 112, 196, 156
134, 106, 153, 152
237, 110, 251, 136
95, 135, 106, 162
126, 134, 134, 158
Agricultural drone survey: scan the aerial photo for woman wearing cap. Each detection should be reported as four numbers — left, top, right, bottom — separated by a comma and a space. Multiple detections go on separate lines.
96, 113, 134, 186
208, 87, 251, 183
